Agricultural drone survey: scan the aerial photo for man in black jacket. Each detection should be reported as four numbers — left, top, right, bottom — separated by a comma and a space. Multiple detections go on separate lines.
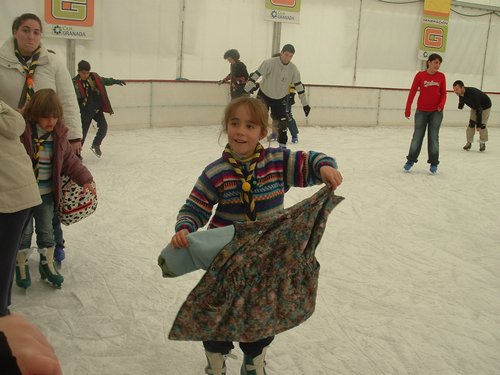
453, 80, 492, 152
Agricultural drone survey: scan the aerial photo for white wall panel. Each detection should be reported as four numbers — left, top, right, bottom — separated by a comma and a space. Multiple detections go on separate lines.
1, 1, 498, 91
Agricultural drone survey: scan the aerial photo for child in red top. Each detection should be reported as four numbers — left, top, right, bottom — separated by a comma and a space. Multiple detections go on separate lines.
403, 53, 446, 174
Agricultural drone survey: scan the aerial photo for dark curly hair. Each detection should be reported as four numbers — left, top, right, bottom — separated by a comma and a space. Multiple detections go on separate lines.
223, 49, 240, 60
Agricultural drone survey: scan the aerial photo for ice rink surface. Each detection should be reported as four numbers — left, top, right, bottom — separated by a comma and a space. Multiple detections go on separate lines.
11, 124, 500, 374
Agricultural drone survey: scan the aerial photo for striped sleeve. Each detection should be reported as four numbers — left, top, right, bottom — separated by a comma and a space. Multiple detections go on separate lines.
175, 171, 218, 233
285, 150, 337, 188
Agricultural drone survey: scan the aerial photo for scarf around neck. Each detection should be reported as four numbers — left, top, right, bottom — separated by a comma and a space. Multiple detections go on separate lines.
15, 41, 42, 108
223, 143, 263, 221
31, 124, 53, 181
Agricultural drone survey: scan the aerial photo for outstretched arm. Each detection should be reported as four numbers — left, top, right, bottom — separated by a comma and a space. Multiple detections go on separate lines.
101, 77, 126, 86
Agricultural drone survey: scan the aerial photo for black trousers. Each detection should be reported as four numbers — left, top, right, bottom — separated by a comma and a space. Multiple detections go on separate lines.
81, 110, 108, 146
0, 209, 32, 316
257, 91, 289, 145
203, 336, 274, 357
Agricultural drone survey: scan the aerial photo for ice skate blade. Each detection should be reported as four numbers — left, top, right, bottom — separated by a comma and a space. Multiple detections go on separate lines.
40, 273, 63, 289
90, 148, 101, 158
41, 278, 63, 289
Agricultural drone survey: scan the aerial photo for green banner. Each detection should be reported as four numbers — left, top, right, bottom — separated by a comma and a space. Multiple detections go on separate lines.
418, 0, 451, 59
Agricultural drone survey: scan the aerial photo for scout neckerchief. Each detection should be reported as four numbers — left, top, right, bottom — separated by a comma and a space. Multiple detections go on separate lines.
15, 41, 42, 108
223, 143, 263, 221
81, 79, 91, 107
31, 124, 52, 181
75, 75, 94, 107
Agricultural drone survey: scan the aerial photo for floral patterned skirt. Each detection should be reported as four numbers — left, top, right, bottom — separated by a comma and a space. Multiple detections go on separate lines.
167, 186, 345, 342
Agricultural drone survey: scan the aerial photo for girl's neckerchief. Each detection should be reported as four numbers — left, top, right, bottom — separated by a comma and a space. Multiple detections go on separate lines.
223, 143, 263, 221
31, 124, 52, 181
15, 41, 42, 108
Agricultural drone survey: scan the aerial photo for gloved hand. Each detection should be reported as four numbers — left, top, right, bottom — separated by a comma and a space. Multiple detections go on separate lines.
303, 105, 311, 117
117, 80, 126, 86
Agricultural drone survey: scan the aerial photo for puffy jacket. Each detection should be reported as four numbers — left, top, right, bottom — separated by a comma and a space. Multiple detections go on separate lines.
0, 101, 41, 213
20, 121, 92, 210
0, 37, 82, 141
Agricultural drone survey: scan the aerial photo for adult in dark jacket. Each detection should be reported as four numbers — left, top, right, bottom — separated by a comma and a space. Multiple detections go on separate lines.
218, 49, 249, 99
73, 60, 126, 157
452, 80, 492, 152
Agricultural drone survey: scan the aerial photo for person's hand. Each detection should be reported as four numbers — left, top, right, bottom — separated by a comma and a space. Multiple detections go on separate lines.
117, 80, 126, 86
319, 166, 343, 190
303, 105, 311, 117
16, 105, 27, 115
171, 229, 190, 248
217, 80, 224, 85
0, 314, 63, 375
70, 141, 82, 155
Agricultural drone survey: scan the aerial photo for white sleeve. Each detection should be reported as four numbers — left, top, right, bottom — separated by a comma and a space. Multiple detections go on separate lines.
53, 56, 82, 140
293, 67, 308, 107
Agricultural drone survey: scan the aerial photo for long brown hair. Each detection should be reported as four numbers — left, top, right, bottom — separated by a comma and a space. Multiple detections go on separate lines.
23, 89, 64, 124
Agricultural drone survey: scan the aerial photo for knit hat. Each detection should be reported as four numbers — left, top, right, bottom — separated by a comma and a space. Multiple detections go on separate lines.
77, 60, 91, 71
281, 44, 295, 54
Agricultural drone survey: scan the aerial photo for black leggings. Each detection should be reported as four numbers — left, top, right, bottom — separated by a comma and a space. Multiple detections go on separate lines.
257, 91, 289, 145
203, 336, 274, 358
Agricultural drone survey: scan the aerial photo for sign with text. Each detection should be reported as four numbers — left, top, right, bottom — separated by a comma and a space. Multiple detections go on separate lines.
264, 0, 301, 24
418, 0, 451, 59
44, 0, 95, 40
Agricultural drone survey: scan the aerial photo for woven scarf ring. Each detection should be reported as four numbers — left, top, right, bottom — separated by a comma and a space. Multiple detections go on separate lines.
223, 143, 263, 221
14, 41, 42, 108
31, 124, 52, 182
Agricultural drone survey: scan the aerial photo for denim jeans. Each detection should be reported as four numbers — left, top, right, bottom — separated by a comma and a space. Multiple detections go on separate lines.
19, 193, 55, 249
52, 213, 65, 247
406, 110, 443, 165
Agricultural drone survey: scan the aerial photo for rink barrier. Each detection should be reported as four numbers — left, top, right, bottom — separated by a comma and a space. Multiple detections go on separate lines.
105, 80, 500, 130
